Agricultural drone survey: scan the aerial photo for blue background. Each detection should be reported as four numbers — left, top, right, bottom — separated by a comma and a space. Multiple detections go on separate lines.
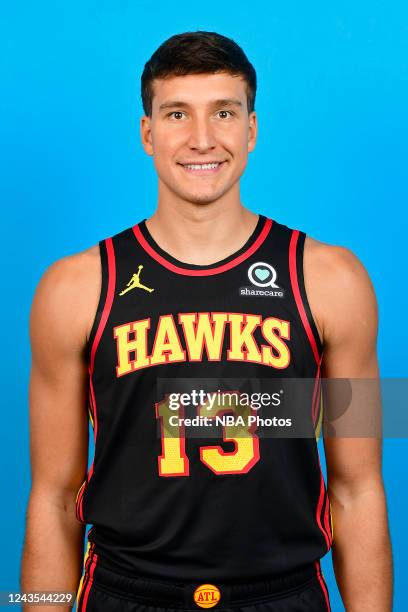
1, 2, 407, 610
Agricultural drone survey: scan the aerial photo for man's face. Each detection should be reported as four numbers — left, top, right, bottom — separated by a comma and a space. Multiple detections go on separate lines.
141, 72, 257, 205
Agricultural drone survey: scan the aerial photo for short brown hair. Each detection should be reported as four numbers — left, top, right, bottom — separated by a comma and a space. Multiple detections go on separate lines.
141, 31, 257, 117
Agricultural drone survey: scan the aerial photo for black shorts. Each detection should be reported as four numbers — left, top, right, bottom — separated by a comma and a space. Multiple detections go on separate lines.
76, 555, 331, 612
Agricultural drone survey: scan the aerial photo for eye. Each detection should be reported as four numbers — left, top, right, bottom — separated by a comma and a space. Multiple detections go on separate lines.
216, 110, 234, 119
167, 111, 186, 120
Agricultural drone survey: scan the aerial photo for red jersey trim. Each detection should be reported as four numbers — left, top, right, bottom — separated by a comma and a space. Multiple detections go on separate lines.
314, 560, 331, 611
315, 453, 333, 551
89, 238, 116, 374
288, 229, 321, 365
76, 237, 116, 523
312, 360, 333, 551
79, 551, 99, 611
312, 360, 322, 426
132, 218, 273, 276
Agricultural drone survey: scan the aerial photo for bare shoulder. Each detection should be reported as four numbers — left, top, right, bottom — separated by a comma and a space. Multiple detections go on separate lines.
303, 235, 372, 287
30, 244, 101, 354
303, 235, 378, 346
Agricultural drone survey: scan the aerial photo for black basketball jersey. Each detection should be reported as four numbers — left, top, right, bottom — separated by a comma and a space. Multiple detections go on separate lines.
75, 213, 333, 582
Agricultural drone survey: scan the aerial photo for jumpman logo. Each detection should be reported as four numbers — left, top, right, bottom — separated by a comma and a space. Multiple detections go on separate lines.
119, 265, 155, 296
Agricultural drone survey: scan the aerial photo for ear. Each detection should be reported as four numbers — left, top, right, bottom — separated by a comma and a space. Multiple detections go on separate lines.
140, 115, 154, 156
247, 111, 258, 153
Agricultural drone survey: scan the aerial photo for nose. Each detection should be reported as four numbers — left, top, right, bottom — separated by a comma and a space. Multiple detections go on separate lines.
187, 117, 216, 152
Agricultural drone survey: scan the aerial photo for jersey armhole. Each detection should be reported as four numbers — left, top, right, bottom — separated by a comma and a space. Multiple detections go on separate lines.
87, 236, 116, 373
289, 230, 323, 364
85, 239, 109, 366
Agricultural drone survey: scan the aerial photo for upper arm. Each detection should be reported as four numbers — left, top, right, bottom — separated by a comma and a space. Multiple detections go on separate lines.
28, 246, 101, 511
304, 239, 383, 503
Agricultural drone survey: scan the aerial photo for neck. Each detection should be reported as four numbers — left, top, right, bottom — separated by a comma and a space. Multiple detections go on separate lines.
145, 188, 259, 266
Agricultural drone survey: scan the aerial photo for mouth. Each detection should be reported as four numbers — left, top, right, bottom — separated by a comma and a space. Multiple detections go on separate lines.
177, 161, 227, 175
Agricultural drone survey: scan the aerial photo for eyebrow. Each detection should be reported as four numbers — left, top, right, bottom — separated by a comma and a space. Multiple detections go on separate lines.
158, 98, 243, 112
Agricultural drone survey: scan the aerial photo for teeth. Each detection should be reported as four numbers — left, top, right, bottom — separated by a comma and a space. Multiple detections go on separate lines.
184, 162, 220, 170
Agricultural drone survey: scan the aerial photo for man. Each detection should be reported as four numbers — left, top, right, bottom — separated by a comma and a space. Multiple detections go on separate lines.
21, 31, 392, 611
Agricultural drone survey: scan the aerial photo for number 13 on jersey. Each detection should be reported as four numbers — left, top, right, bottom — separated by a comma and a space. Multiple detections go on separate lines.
155, 394, 260, 476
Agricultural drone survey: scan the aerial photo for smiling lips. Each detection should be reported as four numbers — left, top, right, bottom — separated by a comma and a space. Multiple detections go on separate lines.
178, 161, 226, 175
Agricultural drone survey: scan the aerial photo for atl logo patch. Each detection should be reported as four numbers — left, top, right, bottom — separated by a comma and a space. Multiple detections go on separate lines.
239, 261, 285, 298
193, 584, 221, 608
